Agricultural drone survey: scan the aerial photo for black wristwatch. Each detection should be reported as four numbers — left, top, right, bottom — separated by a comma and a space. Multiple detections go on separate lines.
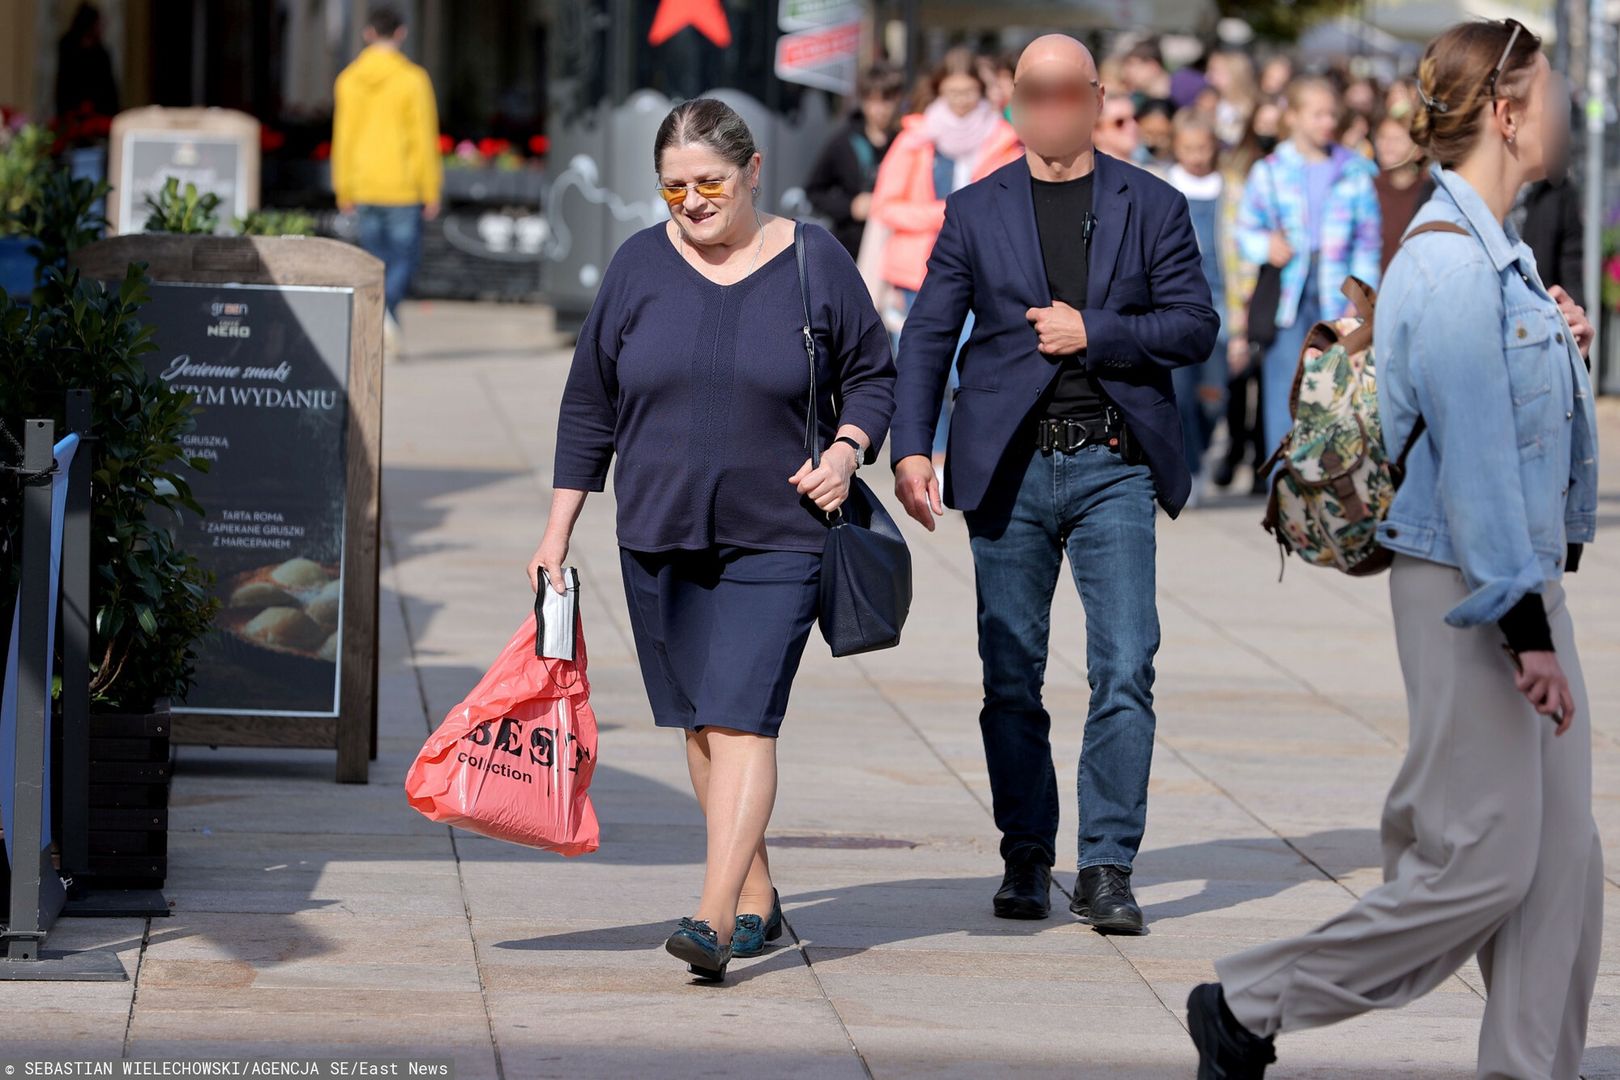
833, 435, 864, 466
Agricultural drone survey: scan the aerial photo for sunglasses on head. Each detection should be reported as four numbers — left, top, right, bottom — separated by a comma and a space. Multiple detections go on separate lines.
655, 170, 737, 205
1418, 18, 1529, 116
1012, 78, 1099, 108
1487, 19, 1526, 101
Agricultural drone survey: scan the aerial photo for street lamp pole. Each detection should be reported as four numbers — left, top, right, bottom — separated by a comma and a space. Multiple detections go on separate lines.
1583, 0, 1608, 383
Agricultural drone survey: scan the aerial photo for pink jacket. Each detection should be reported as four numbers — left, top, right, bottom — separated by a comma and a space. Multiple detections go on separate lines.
869, 113, 1022, 292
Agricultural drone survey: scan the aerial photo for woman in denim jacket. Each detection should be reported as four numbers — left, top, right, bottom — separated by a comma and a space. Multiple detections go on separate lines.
1192, 20, 1602, 1079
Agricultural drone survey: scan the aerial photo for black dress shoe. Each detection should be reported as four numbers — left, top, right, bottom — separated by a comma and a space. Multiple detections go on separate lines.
1187, 982, 1276, 1079
1070, 864, 1145, 933
992, 853, 1052, 920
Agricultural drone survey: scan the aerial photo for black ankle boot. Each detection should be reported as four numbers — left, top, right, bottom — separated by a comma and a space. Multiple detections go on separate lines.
1187, 983, 1276, 1079
1070, 864, 1145, 933
991, 851, 1052, 919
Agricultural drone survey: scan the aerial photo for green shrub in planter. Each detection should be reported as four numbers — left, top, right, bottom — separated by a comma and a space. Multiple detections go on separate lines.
143, 177, 222, 235
24, 166, 109, 280
0, 263, 219, 712
0, 125, 53, 233
0, 125, 55, 295
235, 208, 317, 237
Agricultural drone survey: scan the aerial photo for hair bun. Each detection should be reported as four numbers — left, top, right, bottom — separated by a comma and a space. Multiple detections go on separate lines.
1409, 57, 1440, 149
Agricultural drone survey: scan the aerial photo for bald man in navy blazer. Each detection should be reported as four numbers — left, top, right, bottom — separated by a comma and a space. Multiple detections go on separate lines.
892, 35, 1218, 931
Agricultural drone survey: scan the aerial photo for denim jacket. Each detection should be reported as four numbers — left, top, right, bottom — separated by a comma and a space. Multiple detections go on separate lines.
1236, 141, 1382, 329
1374, 165, 1599, 628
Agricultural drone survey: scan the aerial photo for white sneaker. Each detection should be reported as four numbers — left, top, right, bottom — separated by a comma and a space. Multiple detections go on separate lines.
383, 313, 401, 357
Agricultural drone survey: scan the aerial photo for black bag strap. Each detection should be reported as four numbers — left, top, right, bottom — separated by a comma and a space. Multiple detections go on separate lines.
794, 221, 821, 469
1389, 220, 1471, 472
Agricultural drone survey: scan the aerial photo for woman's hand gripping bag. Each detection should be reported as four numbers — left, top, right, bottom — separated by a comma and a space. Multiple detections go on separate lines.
405, 613, 599, 855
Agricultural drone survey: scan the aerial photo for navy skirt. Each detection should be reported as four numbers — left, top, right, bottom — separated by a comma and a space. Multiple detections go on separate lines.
619, 546, 821, 738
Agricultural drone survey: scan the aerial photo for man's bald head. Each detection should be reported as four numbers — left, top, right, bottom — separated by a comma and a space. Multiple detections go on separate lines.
1014, 34, 1098, 84
1010, 34, 1105, 162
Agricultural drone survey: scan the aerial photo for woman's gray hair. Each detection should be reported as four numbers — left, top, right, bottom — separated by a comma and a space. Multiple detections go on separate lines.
654, 98, 759, 175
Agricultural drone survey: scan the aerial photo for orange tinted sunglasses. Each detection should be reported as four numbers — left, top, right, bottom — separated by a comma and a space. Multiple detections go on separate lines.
656, 170, 738, 205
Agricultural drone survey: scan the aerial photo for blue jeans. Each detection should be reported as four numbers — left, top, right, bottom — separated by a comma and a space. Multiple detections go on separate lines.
1261, 260, 1321, 456
963, 442, 1160, 870
356, 204, 424, 319
896, 288, 971, 457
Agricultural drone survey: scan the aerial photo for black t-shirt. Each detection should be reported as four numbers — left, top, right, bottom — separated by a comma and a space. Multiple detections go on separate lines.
1031, 173, 1107, 420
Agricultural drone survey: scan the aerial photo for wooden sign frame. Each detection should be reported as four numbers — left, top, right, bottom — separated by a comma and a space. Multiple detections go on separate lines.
75, 236, 383, 783
106, 107, 262, 235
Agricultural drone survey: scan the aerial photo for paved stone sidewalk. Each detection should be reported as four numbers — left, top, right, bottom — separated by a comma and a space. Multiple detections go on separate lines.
6, 300, 1620, 1078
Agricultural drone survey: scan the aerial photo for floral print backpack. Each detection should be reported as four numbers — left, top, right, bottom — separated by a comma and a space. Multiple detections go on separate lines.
1260, 221, 1468, 576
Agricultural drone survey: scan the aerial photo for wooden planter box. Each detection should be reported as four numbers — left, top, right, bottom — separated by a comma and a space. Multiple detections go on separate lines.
82, 698, 172, 887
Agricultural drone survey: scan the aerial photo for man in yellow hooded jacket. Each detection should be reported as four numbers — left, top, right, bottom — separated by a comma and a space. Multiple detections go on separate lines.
332, 5, 442, 334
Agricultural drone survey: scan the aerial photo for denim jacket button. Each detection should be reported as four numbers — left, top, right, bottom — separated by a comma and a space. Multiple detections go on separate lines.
1556, 333, 1565, 344
1386, 527, 1399, 538
1516, 325, 1528, 339
1567, 411, 1574, 421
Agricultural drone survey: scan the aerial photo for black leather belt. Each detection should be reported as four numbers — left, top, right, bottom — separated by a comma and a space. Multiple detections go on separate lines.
1036, 412, 1122, 455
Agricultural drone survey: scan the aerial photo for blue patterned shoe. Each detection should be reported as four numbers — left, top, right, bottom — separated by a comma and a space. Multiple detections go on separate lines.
665, 917, 731, 981
731, 890, 784, 958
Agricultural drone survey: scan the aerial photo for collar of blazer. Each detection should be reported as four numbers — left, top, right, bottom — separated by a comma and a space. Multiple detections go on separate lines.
995, 150, 1132, 311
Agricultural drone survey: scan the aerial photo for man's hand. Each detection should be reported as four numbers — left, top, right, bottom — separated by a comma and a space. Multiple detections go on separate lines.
338, 202, 356, 216
1549, 285, 1594, 359
1025, 300, 1087, 356
851, 192, 873, 222
1227, 335, 1251, 376
894, 455, 943, 531
424, 200, 441, 222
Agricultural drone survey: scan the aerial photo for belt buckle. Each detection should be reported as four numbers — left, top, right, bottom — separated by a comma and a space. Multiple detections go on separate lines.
1067, 419, 1086, 452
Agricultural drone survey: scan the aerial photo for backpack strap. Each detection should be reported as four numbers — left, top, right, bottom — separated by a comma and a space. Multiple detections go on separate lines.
1400, 220, 1471, 245
1393, 416, 1427, 476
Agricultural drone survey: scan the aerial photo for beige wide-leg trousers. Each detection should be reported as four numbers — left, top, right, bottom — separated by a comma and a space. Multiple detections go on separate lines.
1216, 555, 1603, 1080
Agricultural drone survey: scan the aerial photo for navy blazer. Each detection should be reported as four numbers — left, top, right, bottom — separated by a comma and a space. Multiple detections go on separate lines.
891, 152, 1220, 517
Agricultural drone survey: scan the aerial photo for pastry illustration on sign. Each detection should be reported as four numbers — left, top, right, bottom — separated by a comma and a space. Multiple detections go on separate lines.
220, 557, 341, 661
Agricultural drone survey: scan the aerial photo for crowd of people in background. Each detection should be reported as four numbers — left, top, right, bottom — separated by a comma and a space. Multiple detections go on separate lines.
806, 34, 1587, 505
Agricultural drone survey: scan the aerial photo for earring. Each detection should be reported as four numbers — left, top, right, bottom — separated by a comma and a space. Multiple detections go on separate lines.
751, 186, 759, 198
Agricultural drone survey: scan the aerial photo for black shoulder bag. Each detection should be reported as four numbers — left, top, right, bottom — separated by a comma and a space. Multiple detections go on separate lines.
793, 222, 912, 656
1245, 159, 1284, 350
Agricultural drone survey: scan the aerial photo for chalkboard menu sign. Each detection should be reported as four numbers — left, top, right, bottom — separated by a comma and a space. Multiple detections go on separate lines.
141, 283, 352, 715
107, 108, 260, 234
75, 235, 384, 782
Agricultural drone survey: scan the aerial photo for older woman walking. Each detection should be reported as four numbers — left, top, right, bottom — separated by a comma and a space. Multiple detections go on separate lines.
528, 99, 895, 983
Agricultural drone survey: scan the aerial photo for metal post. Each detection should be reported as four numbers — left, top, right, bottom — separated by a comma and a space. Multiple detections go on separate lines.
0, 417, 127, 978
1555, 0, 1573, 76
1583, 0, 1607, 381
59, 392, 92, 877
6, 420, 55, 961
902, 0, 918, 99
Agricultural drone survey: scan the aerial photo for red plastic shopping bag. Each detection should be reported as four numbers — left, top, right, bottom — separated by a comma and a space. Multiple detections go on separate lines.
404, 613, 599, 856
